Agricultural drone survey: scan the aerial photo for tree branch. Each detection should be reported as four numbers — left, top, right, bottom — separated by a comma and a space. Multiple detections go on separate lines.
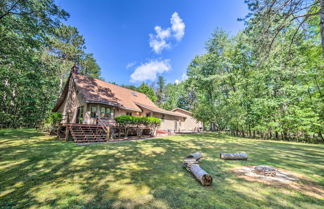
0, 0, 22, 21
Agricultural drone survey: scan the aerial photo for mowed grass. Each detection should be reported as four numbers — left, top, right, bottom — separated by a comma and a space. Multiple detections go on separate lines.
0, 129, 323, 209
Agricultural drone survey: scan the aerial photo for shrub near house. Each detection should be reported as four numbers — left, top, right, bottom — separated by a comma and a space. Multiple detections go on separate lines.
114, 115, 161, 137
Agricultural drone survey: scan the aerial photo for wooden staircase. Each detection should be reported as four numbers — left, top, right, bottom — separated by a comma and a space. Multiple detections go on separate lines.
68, 124, 108, 143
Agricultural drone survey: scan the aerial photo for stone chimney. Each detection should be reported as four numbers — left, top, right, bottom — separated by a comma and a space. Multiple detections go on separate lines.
71, 64, 79, 74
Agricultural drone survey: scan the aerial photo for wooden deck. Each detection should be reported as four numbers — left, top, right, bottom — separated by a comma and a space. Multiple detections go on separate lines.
58, 123, 109, 143
62, 123, 105, 128
57, 123, 153, 143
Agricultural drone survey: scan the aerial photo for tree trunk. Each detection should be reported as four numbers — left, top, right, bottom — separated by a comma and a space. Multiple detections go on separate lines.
183, 153, 212, 186
320, 0, 324, 55
188, 164, 213, 186
220, 152, 248, 160
185, 152, 203, 161
319, 131, 324, 141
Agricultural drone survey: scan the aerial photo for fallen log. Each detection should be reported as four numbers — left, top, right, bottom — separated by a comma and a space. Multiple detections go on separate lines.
189, 164, 213, 186
183, 152, 212, 186
220, 152, 248, 160
185, 152, 203, 161
183, 158, 198, 169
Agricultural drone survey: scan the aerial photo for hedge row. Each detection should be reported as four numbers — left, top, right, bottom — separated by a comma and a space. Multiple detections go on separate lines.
114, 115, 161, 125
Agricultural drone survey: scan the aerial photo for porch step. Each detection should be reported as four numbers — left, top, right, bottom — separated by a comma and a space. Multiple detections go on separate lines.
68, 124, 107, 143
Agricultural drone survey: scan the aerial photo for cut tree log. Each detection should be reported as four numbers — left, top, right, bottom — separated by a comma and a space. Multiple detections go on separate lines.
185, 152, 203, 161
189, 164, 213, 186
183, 152, 212, 186
220, 152, 248, 160
183, 158, 198, 169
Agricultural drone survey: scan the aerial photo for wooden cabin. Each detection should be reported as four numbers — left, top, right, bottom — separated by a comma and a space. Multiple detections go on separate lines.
52, 67, 202, 142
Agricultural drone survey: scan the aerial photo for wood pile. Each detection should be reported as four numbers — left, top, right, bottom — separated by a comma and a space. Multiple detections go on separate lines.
183, 152, 213, 186
253, 165, 277, 177
183, 151, 250, 187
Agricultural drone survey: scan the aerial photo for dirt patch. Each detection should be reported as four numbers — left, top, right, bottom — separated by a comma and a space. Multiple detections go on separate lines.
233, 166, 324, 199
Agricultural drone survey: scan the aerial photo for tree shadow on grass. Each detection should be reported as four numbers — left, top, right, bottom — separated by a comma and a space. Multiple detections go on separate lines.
0, 129, 323, 208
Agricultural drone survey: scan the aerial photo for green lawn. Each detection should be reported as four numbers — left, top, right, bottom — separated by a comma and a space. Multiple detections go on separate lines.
0, 129, 323, 209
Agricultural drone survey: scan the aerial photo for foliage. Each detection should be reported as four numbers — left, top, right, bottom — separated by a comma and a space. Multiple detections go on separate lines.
1, 129, 324, 208
185, 11, 323, 142
46, 112, 62, 126
119, 83, 157, 103
114, 115, 161, 126
0, 0, 101, 128
114, 115, 137, 124
114, 115, 161, 137
137, 83, 157, 102
41, 112, 62, 132
145, 116, 161, 125
156, 76, 166, 105
242, 0, 323, 55
161, 82, 193, 110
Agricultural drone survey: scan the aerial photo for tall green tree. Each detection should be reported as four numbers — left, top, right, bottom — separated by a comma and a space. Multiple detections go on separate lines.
156, 76, 166, 105
186, 21, 323, 141
137, 83, 157, 103
242, 0, 323, 55
162, 83, 185, 110
80, 53, 101, 78
0, 0, 101, 128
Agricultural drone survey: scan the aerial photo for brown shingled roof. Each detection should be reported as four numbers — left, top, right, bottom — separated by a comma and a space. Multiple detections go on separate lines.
136, 103, 186, 118
172, 108, 193, 116
73, 73, 152, 111
53, 73, 184, 118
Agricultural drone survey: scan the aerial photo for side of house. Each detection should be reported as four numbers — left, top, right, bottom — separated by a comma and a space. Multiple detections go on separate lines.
53, 71, 195, 132
172, 108, 203, 132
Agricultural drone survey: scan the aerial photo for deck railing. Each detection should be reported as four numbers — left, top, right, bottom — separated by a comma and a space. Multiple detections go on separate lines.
97, 117, 116, 140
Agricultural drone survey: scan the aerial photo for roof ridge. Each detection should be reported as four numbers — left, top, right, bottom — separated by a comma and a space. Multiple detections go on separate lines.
172, 107, 192, 112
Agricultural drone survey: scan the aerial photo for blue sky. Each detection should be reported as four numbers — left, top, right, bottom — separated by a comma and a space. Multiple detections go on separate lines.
56, 0, 248, 86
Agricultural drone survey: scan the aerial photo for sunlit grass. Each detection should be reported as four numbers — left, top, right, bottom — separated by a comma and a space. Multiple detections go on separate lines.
0, 129, 323, 208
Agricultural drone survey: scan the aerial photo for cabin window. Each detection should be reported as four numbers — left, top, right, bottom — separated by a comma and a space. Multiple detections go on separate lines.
161, 114, 165, 119
100, 107, 111, 118
90, 106, 97, 118
126, 112, 132, 116
76, 106, 84, 123
146, 113, 151, 117
79, 106, 84, 118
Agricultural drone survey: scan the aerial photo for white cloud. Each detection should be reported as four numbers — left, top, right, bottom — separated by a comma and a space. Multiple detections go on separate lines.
149, 12, 185, 53
126, 62, 136, 69
175, 79, 181, 84
181, 72, 188, 80
149, 26, 171, 54
130, 59, 171, 82
171, 12, 185, 41
155, 26, 171, 39
175, 73, 187, 84
149, 34, 170, 54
